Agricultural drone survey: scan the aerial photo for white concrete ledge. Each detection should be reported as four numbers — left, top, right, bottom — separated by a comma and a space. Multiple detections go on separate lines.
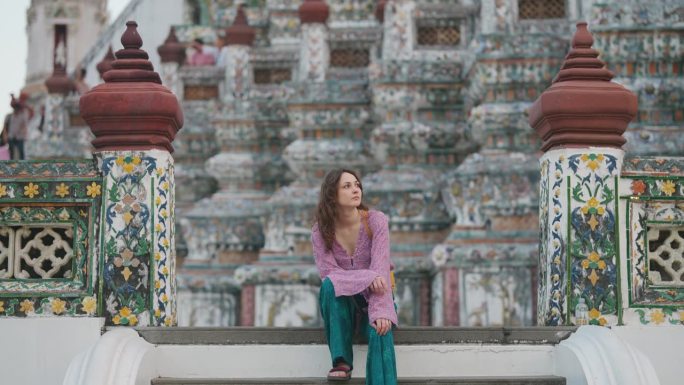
554, 326, 659, 385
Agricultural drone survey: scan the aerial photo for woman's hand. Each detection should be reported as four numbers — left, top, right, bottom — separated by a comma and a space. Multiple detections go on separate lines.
369, 276, 388, 294
372, 318, 392, 336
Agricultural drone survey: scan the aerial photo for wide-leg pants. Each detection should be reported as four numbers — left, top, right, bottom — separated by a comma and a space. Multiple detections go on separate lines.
319, 278, 397, 385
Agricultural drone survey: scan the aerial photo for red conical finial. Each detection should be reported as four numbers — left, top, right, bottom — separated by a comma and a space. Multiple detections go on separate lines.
157, 27, 186, 64
553, 22, 613, 83
45, 24, 75, 95
225, 5, 256, 46
528, 22, 637, 152
572, 22, 593, 48
45, 70, 75, 95
103, 21, 161, 83
122, 21, 143, 50
96, 46, 116, 78
375, 0, 387, 23
299, 0, 329, 24
80, 20, 183, 153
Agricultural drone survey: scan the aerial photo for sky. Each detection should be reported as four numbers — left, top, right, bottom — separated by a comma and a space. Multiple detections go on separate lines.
0, 0, 130, 119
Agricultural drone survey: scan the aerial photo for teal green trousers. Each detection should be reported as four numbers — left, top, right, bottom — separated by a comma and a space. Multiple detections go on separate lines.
319, 278, 397, 385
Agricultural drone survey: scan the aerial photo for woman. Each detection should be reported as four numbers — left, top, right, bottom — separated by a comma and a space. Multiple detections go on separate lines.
311, 169, 397, 384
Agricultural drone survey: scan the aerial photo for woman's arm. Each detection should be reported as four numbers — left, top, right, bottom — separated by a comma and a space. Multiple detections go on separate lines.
366, 211, 398, 326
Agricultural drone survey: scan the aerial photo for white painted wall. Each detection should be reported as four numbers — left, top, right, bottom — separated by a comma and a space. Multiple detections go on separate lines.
25, 0, 108, 87
612, 326, 684, 385
0, 318, 102, 385
81, 0, 185, 87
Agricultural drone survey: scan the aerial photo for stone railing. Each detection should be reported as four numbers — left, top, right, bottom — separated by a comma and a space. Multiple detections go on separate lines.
0, 160, 103, 317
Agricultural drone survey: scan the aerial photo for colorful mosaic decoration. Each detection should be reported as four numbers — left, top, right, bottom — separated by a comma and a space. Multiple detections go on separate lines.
98, 150, 175, 326
622, 156, 684, 326
0, 160, 102, 317
539, 149, 624, 326
567, 152, 621, 326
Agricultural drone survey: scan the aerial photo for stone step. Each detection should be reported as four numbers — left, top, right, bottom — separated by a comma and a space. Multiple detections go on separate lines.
132, 328, 576, 381
151, 376, 566, 385
136, 327, 576, 346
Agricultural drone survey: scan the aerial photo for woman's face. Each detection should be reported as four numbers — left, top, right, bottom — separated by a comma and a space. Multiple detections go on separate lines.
336, 172, 362, 209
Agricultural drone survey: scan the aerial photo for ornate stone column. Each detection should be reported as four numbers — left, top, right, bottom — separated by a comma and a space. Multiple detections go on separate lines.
32, 23, 76, 159
298, 0, 330, 82
157, 27, 186, 98
80, 21, 184, 327
530, 22, 637, 326
222, 5, 255, 102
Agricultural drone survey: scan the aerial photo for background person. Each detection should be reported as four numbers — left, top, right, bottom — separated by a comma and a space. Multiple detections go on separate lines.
7, 96, 29, 160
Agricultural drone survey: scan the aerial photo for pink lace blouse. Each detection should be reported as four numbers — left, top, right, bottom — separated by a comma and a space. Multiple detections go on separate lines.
312, 209, 398, 326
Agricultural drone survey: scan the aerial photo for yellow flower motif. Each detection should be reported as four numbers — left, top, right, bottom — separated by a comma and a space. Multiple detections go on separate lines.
115, 157, 125, 166
154, 252, 162, 261
679, 311, 684, 322
55, 183, 69, 198
598, 317, 607, 326
589, 308, 601, 320
588, 252, 600, 263
160, 293, 168, 303
581, 153, 605, 171
661, 180, 676, 196
0, 183, 7, 198
120, 307, 132, 317
155, 280, 161, 289
24, 183, 40, 198
155, 309, 162, 318
86, 182, 101, 198
123, 163, 136, 174
161, 182, 169, 191
81, 297, 97, 315
112, 315, 121, 325
164, 317, 172, 326
161, 238, 170, 248
156, 167, 164, 177
51, 298, 66, 315
650, 309, 665, 325
155, 223, 163, 232
20, 299, 34, 314
128, 315, 138, 326
160, 209, 168, 219
132, 156, 142, 165
598, 260, 607, 270
0, 300, 4, 313
582, 197, 605, 216
155, 196, 162, 206
123, 212, 134, 224
162, 266, 169, 275
581, 259, 590, 269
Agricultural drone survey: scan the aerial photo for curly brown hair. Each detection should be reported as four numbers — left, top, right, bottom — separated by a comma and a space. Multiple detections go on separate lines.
314, 168, 368, 251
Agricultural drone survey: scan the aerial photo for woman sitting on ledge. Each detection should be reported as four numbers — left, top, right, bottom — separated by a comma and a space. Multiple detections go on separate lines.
311, 168, 397, 384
